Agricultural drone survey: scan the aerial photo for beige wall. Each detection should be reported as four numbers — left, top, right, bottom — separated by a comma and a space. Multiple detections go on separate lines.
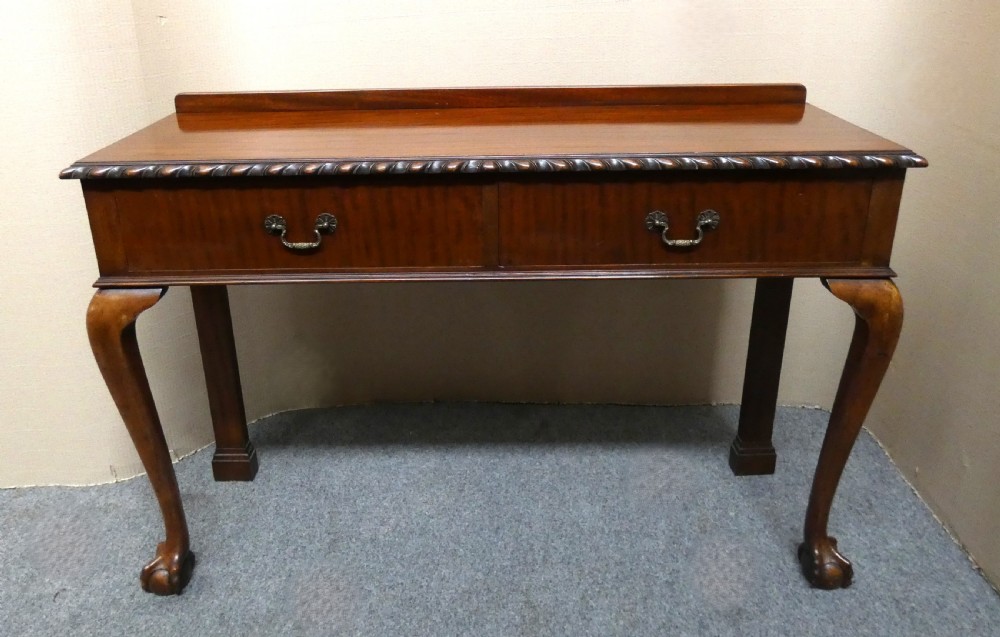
1, 1, 996, 582
0, 1, 207, 484
860, 3, 1000, 588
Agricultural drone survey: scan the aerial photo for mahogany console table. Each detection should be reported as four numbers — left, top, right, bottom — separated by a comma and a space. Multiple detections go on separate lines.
63, 84, 925, 595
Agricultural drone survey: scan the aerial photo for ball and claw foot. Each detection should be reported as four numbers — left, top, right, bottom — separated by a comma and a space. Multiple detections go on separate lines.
140, 543, 196, 595
798, 537, 853, 589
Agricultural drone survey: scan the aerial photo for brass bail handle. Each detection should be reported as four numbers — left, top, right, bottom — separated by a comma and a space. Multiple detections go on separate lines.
644, 209, 720, 247
263, 213, 337, 250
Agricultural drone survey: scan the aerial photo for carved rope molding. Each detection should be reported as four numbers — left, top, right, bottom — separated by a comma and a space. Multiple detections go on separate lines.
60, 153, 928, 179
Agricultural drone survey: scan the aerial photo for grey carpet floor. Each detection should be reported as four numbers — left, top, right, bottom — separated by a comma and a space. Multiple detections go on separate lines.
2, 404, 998, 636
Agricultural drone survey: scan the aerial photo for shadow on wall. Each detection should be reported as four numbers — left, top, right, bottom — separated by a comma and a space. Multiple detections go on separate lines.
248, 403, 738, 451
226, 279, 743, 418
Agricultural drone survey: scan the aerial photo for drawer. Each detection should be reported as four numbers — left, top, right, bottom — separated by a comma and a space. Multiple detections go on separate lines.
111, 179, 490, 273
499, 175, 874, 268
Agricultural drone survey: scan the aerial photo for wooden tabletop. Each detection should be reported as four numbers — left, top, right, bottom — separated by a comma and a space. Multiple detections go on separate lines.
62, 85, 926, 179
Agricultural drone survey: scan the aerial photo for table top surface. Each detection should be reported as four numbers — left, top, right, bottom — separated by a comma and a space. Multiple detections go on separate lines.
62, 85, 926, 179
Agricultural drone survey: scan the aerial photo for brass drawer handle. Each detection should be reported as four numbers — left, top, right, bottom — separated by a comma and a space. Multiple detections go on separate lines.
644, 209, 720, 247
263, 213, 337, 251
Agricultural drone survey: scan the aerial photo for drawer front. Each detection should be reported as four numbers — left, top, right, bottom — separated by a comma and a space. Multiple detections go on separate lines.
113, 180, 489, 273
499, 175, 873, 268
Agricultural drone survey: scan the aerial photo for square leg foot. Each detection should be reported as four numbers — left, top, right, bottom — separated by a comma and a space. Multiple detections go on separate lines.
728, 437, 776, 475
211, 442, 258, 481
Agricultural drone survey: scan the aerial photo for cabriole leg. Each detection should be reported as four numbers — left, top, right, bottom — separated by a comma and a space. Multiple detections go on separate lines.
87, 288, 195, 595
799, 278, 903, 589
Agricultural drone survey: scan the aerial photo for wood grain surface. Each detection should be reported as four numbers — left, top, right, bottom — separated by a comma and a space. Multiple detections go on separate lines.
175, 84, 808, 113
110, 178, 489, 273
68, 105, 908, 165
62, 86, 924, 178
499, 174, 873, 267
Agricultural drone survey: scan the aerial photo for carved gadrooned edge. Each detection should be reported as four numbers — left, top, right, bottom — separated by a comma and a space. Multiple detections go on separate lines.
60, 153, 928, 179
